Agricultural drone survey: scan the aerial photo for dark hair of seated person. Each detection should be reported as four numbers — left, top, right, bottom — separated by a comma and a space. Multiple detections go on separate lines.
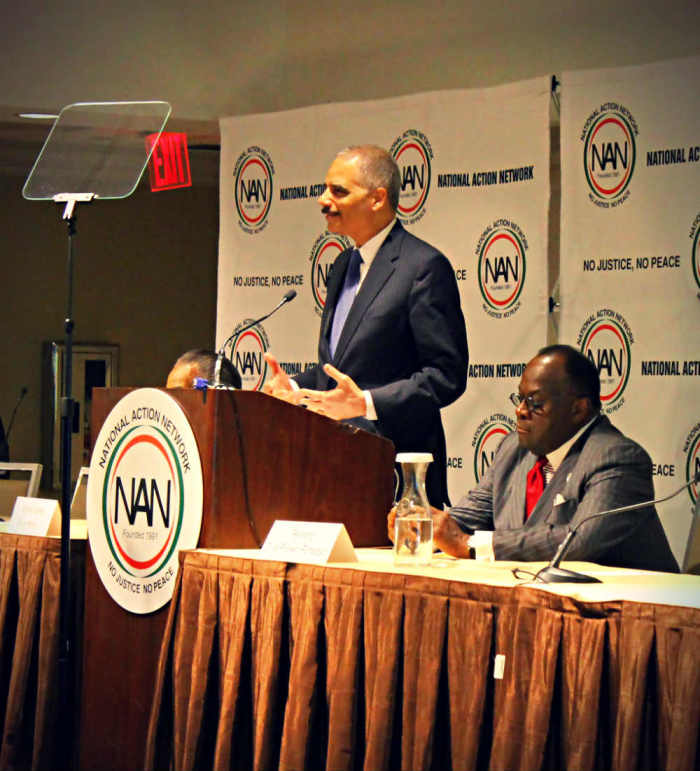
167, 348, 242, 389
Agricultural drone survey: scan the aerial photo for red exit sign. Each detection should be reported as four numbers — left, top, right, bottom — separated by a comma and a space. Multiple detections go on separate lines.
146, 132, 192, 191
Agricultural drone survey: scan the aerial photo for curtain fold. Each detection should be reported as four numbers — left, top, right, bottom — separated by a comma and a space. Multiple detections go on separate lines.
560, 614, 606, 771
212, 557, 252, 771
446, 596, 493, 770
144, 550, 184, 771
324, 569, 364, 771
400, 579, 448, 771
664, 626, 700, 771
489, 604, 563, 771
0, 547, 48, 770
611, 617, 655, 771
278, 565, 325, 771
362, 572, 404, 771
0, 534, 84, 771
174, 552, 220, 771
31, 553, 61, 771
249, 560, 288, 771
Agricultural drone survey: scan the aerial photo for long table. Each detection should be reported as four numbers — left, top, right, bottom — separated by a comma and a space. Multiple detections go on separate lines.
144, 548, 700, 771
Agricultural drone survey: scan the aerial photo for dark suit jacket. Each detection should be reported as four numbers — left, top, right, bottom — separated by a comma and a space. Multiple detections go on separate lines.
295, 221, 468, 506
450, 414, 679, 572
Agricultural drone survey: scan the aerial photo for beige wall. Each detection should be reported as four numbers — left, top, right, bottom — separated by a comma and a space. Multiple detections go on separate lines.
1, 0, 698, 123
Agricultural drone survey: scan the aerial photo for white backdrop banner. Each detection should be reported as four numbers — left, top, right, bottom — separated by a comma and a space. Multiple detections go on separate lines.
218, 78, 551, 502
559, 56, 700, 563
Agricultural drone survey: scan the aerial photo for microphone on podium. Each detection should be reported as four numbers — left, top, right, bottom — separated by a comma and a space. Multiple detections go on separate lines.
212, 290, 297, 389
534, 469, 700, 584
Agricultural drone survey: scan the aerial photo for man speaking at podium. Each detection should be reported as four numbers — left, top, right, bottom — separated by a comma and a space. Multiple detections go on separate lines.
264, 144, 468, 507
388, 344, 679, 572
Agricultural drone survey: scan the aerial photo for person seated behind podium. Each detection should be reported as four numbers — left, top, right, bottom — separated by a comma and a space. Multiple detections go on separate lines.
388, 344, 679, 572
166, 349, 242, 389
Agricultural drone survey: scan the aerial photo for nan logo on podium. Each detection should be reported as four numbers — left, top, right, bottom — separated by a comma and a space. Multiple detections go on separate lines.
87, 388, 203, 614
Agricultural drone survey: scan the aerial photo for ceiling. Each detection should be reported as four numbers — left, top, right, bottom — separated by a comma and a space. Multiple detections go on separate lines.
1, 0, 698, 185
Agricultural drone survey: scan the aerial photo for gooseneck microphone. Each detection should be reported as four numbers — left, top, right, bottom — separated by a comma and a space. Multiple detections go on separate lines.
212, 290, 297, 388
6, 386, 28, 440
534, 470, 700, 584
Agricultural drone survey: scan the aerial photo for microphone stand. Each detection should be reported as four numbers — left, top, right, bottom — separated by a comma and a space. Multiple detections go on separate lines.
212, 290, 297, 388
208, 291, 297, 547
535, 472, 700, 584
5, 387, 28, 442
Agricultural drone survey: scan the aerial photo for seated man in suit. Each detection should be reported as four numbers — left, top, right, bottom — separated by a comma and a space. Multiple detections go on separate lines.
388, 344, 679, 572
263, 144, 469, 507
166, 349, 241, 389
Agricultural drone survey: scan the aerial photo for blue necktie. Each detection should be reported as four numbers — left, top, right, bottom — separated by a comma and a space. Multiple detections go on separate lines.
329, 248, 362, 358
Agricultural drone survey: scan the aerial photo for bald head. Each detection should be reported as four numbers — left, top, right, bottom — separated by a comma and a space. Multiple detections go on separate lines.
514, 346, 599, 456
317, 145, 399, 246
336, 145, 401, 212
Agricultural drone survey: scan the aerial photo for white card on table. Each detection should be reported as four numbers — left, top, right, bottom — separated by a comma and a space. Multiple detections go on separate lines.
7, 497, 61, 537
260, 520, 357, 564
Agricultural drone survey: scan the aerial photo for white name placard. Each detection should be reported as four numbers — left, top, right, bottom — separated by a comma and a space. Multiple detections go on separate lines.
261, 520, 357, 564
8, 497, 61, 537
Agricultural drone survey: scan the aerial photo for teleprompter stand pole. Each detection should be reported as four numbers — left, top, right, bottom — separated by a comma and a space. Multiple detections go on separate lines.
56, 193, 93, 767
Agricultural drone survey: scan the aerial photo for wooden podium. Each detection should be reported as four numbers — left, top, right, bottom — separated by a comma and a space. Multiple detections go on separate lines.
79, 387, 395, 771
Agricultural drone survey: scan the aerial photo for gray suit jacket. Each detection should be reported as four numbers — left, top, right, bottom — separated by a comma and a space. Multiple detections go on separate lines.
296, 221, 468, 506
450, 415, 679, 572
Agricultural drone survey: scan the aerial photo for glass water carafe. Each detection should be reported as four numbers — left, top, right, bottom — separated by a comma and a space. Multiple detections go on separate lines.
393, 452, 433, 565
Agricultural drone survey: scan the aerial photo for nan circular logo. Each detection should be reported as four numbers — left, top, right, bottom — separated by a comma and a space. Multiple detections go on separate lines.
390, 129, 433, 225
230, 319, 271, 390
577, 309, 634, 413
233, 145, 275, 234
476, 219, 528, 319
683, 422, 700, 505
581, 102, 638, 208
309, 231, 352, 316
471, 413, 515, 482
87, 389, 203, 614
690, 212, 700, 291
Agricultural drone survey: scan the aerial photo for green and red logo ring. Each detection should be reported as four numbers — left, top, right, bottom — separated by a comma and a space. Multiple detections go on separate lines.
101, 425, 185, 577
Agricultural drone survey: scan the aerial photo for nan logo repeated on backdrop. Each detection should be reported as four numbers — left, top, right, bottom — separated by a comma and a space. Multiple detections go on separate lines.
684, 423, 700, 505
472, 414, 516, 482
87, 389, 203, 614
582, 103, 638, 208
390, 129, 433, 225
230, 320, 271, 390
577, 309, 634, 413
309, 231, 352, 316
691, 213, 700, 291
233, 146, 275, 234
476, 220, 528, 319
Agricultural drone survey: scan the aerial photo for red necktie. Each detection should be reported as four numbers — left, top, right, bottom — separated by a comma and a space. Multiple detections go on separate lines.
525, 455, 548, 519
